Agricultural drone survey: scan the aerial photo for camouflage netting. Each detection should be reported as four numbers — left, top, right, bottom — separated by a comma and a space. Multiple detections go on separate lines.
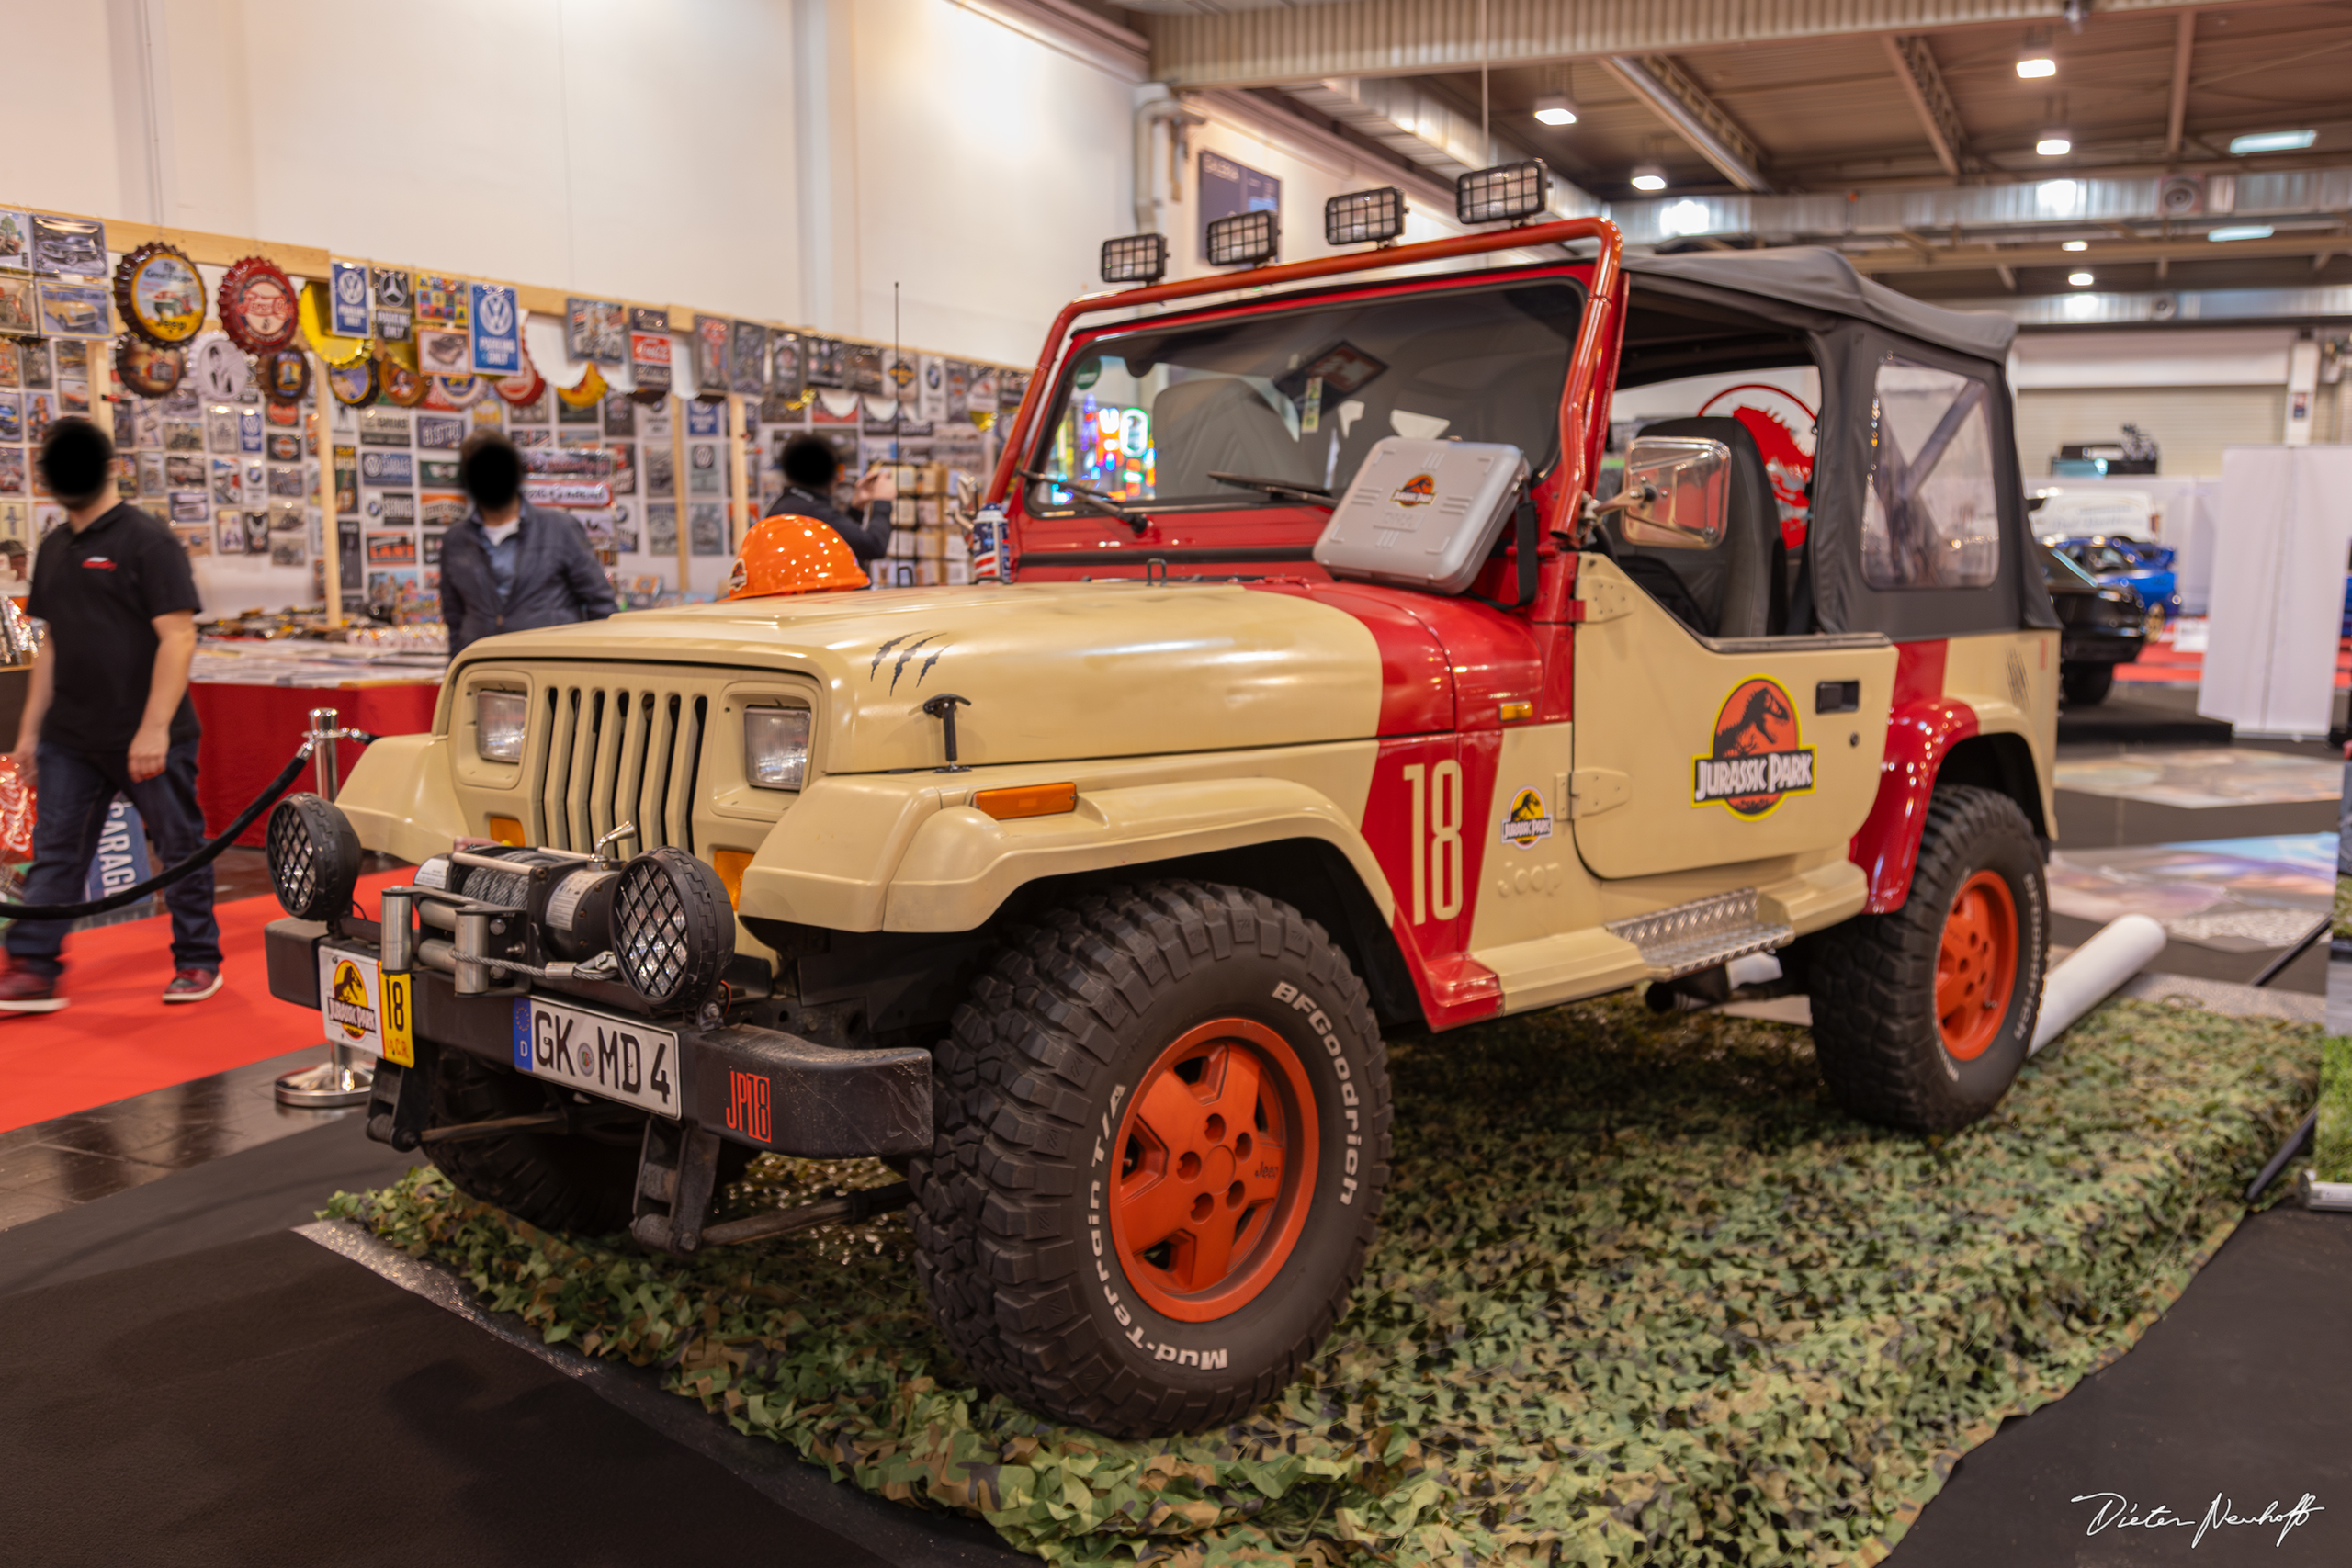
2316, 1032, 2352, 1184
327, 995, 2317, 1566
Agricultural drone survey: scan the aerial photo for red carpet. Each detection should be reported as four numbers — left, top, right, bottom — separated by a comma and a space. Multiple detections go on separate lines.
0, 871, 408, 1135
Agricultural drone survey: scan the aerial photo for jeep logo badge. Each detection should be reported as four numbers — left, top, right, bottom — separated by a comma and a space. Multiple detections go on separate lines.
1693, 676, 1815, 818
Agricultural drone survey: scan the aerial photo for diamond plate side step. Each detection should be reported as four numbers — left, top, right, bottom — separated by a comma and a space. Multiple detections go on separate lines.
1605, 888, 1792, 978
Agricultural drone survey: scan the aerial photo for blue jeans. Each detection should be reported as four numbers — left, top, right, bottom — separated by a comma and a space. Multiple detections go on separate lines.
6, 739, 221, 981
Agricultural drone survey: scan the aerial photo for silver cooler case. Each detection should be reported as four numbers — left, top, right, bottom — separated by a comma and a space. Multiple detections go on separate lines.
1313, 437, 1529, 595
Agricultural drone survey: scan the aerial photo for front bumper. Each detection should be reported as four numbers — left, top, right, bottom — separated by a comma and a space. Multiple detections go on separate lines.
2058, 626, 2145, 667
265, 918, 931, 1160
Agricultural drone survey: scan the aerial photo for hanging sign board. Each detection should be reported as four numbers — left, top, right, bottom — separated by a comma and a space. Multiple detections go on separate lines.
330, 261, 372, 337
469, 282, 520, 378
525, 479, 612, 508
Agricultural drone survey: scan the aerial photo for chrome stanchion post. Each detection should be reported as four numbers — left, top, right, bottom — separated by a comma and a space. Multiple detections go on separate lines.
275, 707, 377, 1109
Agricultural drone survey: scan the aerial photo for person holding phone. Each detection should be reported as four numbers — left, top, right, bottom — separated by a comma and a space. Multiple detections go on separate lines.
767, 434, 895, 571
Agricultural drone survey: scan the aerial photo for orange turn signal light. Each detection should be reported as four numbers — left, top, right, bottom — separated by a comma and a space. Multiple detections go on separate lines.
974, 783, 1079, 820
1498, 700, 1533, 723
486, 816, 526, 846
712, 849, 753, 908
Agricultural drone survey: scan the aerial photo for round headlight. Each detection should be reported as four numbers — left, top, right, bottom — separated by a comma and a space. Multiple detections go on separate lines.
612, 847, 734, 1010
266, 794, 364, 921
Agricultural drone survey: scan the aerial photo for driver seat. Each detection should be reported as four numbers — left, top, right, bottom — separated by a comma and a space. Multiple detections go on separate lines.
1604, 415, 1785, 639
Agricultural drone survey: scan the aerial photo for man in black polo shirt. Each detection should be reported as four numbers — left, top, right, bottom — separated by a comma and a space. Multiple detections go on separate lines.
1, 418, 219, 1011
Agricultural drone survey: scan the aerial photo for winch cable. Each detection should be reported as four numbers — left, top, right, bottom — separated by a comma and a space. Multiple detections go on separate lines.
0, 729, 378, 921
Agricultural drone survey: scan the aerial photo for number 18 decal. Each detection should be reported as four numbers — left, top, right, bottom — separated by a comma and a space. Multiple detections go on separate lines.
1401, 760, 1463, 923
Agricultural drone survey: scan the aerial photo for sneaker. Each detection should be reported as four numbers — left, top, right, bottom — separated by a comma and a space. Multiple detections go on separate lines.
0, 970, 65, 1013
163, 968, 222, 1004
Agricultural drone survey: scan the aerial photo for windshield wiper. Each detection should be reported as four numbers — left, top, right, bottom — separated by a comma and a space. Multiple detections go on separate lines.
1208, 471, 1335, 507
1015, 468, 1151, 536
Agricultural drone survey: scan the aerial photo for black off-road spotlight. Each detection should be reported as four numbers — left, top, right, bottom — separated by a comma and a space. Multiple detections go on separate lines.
1326, 186, 1406, 246
266, 794, 364, 921
1205, 209, 1279, 268
1101, 232, 1168, 285
1456, 159, 1551, 225
612, 846, 735, 1011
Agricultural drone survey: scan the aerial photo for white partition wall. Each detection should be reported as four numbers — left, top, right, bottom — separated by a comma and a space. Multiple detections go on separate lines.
2199, 446, 2352, 738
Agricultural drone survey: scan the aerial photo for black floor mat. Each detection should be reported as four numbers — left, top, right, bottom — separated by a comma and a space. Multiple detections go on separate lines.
0, 1113, 424, 1300
0, 1231, 892, 1568
1889, 1205, 2352, 1564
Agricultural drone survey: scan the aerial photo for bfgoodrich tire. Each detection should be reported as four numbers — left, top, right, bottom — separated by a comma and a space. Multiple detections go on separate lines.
427, 1051, 647, 1235
910, 881, 1392, 1438
1806, 784, 2048, 1133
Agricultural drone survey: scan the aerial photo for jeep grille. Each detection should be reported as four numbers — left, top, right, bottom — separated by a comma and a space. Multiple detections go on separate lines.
532, 684, 707, 853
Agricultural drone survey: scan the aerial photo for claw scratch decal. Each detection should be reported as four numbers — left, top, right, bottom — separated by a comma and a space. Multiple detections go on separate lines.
917, 644, 947, 685
870, 634, 915, 679
890, 633, 943, 693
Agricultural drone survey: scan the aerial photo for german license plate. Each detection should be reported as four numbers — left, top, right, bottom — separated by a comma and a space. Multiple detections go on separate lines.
317, 946, 413, 1066
512, 996, 681, 1118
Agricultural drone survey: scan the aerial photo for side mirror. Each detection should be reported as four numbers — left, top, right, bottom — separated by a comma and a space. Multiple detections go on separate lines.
1599, 435, 1729, 550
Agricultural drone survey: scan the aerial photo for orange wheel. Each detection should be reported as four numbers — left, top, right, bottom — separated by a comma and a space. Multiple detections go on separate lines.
1108, 1017, 1318, 1322
1936, 869, 2018, 1062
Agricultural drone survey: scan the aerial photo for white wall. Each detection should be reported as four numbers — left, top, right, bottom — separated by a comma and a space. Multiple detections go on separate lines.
14, 0, 1148, 368
839, 0, 1137, 365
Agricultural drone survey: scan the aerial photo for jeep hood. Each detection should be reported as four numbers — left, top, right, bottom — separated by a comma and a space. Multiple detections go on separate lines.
454, 583, 1394, 773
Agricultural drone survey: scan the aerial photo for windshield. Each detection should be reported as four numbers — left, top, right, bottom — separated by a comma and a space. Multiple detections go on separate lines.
2040, 544, 2101, 589
1027, 276, 1588, 513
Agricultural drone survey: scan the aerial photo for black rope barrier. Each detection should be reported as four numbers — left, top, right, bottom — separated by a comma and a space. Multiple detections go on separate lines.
0, 735, 345, 921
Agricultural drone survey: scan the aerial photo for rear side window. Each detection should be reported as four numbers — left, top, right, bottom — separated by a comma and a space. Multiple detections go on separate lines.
1860, 356, 1999, 590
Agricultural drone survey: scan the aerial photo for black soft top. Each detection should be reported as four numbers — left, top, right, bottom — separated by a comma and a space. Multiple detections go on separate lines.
1624, 247, 2017, 361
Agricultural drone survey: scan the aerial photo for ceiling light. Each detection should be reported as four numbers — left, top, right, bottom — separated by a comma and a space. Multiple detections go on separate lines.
2208, 224, 2275, 243
2068, 271, 2095, 287
2228, 130, 2316, 155
1532, 94, 1578, 127
2016, 53, 2057, 78
1630, 165, 1668, 193
2036, 133, 2072, 156
2061, 240, 2087, 252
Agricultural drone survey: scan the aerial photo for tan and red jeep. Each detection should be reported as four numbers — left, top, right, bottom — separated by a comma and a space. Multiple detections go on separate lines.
265, 196, 2057, 1438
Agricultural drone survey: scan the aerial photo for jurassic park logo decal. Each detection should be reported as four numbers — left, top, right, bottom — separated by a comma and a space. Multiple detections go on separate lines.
324, 958, 379, 1042
1391, 472, 1436, 508
1500, 785, 1552, 850
1692, 676, 1815, 818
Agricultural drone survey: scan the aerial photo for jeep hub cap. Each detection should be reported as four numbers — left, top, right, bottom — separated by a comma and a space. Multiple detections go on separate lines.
1937, 870, 2018, 1062
1110, 1018, 1317, 1321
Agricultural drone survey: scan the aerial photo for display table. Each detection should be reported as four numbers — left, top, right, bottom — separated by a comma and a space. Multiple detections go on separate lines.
189, 643, 446, 844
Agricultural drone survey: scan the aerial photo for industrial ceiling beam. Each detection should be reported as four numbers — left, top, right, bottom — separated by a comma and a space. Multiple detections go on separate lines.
1140, 0, 2274, 92
1844, 231, 2352, 273
1883, 35, 1980, 179
2165, 10, 2195, 162
1600, 56, 1773, 193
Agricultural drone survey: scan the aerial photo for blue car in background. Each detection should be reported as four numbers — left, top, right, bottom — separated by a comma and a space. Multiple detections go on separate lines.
2041, 534, 2179, 627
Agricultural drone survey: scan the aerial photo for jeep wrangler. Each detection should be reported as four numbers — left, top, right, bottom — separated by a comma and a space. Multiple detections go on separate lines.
265, 204, 2059, 1438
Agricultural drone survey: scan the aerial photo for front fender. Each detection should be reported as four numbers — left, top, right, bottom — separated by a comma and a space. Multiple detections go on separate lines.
338, 734, 470, 864
883, 777, 1395, 932
1849, 696, 1979, 913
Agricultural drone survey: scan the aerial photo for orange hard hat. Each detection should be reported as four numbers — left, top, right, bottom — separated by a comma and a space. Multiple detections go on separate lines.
725, 515, 869, 599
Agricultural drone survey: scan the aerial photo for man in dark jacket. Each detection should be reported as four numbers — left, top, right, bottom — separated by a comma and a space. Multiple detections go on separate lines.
766, 434, 895, 570
439, 431, 616, 656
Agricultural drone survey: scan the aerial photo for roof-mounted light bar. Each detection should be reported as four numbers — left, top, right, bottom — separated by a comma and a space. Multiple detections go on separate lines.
1100, 232, 1168, 286
1325, 186, 1406, 246
1456, 159, 1551, 225
1205, 209, 1279, 268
